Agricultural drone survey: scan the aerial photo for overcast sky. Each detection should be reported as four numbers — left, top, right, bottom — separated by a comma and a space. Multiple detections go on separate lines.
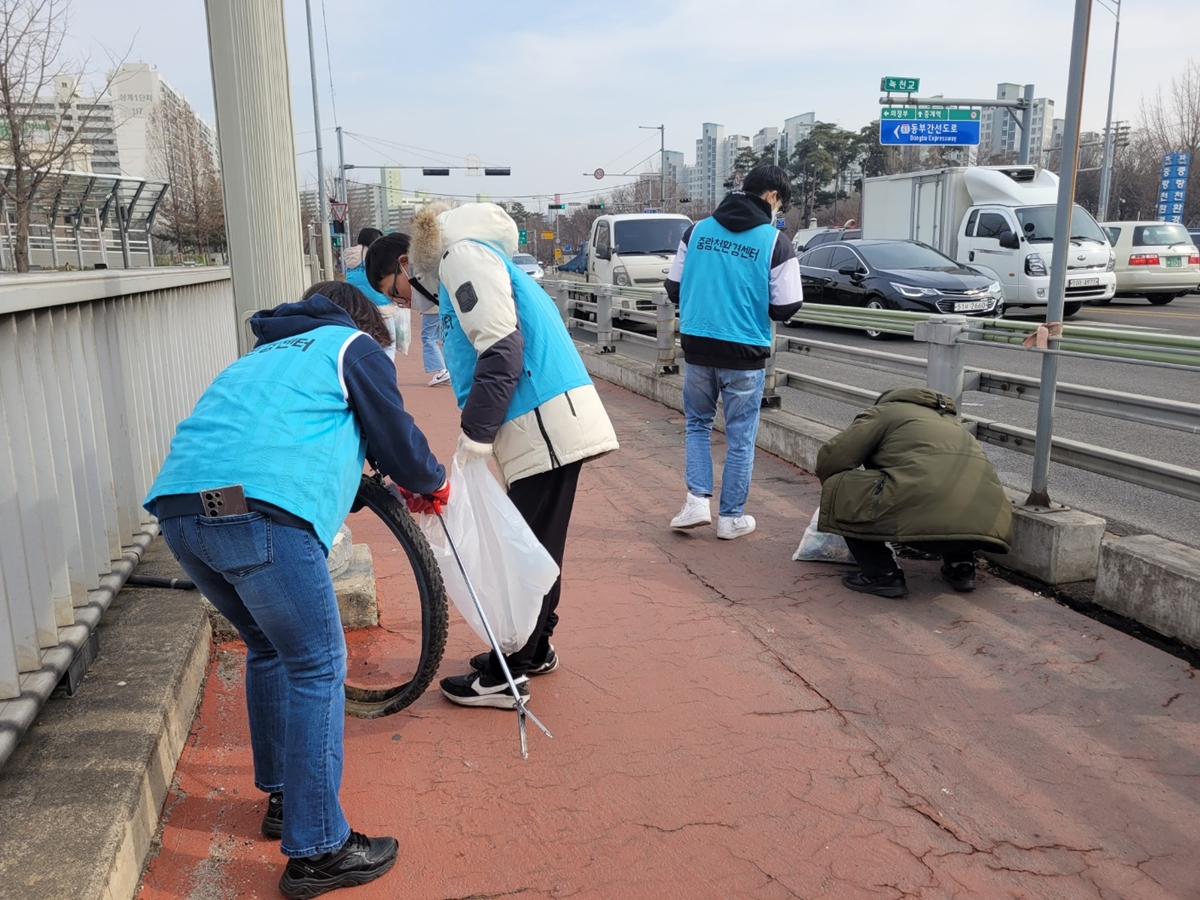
65, 0, 1198, 209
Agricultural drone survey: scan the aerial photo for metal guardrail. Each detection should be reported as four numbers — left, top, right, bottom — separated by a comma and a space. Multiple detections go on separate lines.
546, 279, 1200, 504
0, 268, 237, 770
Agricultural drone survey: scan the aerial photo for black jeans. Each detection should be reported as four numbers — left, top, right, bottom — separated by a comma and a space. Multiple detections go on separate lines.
485, 460, 583, 679
844, 537, 977, 578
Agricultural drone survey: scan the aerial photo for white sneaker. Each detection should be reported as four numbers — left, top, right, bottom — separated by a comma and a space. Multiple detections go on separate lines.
428, 369, 451, 386
717, 514, 756, 540
671, 492, 712, 530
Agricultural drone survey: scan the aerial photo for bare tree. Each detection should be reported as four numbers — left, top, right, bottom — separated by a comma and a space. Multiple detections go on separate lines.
1138, 58, 1200, 224
146, 98, 224, 261
0, 0, 128, 270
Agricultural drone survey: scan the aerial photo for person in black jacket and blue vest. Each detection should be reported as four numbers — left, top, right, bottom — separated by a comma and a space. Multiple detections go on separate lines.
144, 282, 447, 900
664, 165, 804, 540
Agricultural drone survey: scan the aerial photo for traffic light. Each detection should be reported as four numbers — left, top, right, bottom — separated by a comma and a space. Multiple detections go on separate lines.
484, 168, 511, 176
422, 168, 450, 176
548, 203, 566, 209
588, 203, 605, 210
679, 198, 691, 204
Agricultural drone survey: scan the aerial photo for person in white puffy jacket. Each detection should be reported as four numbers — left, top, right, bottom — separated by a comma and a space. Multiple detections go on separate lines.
367, 202, 618, 708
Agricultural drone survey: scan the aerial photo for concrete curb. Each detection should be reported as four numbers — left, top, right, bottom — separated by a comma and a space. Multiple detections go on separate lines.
0, 537, 211, 900
1096, 535, 1200, 647
0, 528, 158, 772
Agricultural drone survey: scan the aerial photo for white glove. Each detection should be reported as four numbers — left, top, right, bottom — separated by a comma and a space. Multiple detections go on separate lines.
455, 431, 494, 466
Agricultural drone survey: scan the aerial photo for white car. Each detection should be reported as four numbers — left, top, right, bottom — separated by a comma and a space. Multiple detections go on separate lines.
1100, 221, 1200, 305
512, 253, 544, 281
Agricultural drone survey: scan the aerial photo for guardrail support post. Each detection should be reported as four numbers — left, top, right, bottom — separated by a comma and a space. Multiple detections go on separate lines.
653, 289, 678, 374
761, 322, 782, 409
914, 314, 968, 410
596, 285, 616, 353
552, 281, 570, 325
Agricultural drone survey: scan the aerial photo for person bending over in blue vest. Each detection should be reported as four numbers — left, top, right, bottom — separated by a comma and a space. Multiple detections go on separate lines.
368, 202, 619, 709
343, 226, 409, 361
143, 281, 448, 900
664, 164, 804, 540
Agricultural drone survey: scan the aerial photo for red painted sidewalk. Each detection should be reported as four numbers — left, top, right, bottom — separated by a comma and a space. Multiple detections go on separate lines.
137, 314, 1200, 900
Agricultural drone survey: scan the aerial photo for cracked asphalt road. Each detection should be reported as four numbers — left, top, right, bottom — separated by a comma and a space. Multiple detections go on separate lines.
138, 325, 1199, 900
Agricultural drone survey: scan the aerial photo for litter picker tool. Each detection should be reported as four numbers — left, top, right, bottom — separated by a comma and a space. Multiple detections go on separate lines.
434, 511, 553, 759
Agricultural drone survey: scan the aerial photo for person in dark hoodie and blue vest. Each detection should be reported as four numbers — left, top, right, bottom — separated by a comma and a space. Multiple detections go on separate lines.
143, 281, 448, 900
664, 164, 804, 540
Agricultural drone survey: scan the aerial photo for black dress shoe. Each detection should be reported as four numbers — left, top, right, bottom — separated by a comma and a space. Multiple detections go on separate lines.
261, 791, 283, 840
278, 830, 399, 899
841, 570, 909, 598
940, 562, 977, 592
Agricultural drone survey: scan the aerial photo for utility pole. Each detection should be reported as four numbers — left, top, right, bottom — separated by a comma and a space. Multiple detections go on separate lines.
640, 124, 664, 205
1019, 83, 1034, 165
1026, 0, 1092, 509
337, 124, 350, 250
1097, 0, 1122, 220
304, 0, 333, 280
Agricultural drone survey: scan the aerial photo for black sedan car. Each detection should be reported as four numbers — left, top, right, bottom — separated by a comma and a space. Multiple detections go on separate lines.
796, 240, 1004, 339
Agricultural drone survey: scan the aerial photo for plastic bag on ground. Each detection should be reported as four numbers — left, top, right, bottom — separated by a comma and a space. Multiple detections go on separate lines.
792, 508, 854, 564
417, 457, 559, 654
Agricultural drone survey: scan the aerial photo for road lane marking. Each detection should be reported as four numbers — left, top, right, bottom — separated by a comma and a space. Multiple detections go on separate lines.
1084, 309, 1200, 320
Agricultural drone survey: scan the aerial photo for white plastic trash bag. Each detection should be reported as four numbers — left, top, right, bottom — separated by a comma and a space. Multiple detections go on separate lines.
792, 509, 854, 564
418, 457, 559, 654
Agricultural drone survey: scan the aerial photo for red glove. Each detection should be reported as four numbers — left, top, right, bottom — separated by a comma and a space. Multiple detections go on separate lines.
401, 479, 450, 515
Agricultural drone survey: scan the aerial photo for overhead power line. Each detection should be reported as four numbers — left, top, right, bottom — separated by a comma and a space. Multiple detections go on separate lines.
320, 0, 339, 124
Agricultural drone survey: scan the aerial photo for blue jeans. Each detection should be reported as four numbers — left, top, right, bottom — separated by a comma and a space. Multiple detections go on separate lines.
421, 313, 445, 373
160, 514, 350, 858
682, 364, 766, 517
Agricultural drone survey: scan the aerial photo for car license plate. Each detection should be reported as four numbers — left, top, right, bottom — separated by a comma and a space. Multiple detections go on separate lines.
1069, 277, 1100, 287
1166, 256, 1183, 267
955, 299, 990, 312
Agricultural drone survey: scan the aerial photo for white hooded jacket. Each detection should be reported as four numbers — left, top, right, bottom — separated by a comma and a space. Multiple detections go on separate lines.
410, 202, 618, 485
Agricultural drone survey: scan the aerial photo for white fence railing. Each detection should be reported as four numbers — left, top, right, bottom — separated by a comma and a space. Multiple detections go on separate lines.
0, 267, 235, 768
547, 280, 1200, 504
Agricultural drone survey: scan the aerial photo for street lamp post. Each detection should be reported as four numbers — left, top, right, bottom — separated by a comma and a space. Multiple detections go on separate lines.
1026, 0, 1093, 508
1097, 0, 1121, 221
303, 0, 334, 280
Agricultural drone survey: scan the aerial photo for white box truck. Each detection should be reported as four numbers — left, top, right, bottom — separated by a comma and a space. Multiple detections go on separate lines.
861, 165, 1116, 316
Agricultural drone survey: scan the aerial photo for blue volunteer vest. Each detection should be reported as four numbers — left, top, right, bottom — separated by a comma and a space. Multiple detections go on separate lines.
679, 218, 779, 348
346, 264, 393, 307
144, 325, 367, 552
438, 242, 593, 420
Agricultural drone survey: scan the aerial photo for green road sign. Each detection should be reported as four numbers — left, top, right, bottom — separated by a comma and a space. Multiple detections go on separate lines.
881, 107, 979, 122
881, 76, 920, 93
518, 229, 528, 244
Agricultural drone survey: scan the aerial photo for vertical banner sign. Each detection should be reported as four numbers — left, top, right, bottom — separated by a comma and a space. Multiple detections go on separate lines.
1157, 153, 1190, 223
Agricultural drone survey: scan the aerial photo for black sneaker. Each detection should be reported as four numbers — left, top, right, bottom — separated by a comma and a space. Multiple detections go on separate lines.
469, 645, 559, 677
440, 671, 529, 708
261, 791, 283, 840
940, 562, 977, 592
841, 570, 909, 598
278, 830, 398, 900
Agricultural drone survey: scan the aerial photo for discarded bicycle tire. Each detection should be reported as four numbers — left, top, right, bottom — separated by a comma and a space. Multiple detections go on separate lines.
343, 474, 448, 718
